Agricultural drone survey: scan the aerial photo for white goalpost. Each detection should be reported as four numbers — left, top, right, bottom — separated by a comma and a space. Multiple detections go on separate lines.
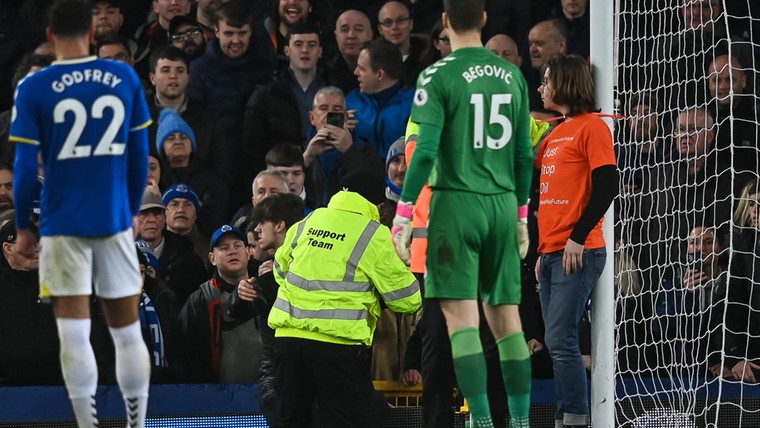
590, 0, 615, 427
607, 0, 760, 427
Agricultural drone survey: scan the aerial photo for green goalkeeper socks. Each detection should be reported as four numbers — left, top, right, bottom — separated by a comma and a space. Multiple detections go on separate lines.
496, 332, 532, 421
450, 327, 493, 427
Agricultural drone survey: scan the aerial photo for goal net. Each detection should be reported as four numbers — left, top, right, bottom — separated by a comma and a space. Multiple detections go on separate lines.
613, 0, 760, 427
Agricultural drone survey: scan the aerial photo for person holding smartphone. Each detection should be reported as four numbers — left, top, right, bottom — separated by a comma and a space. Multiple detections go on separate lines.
302, 86, 386, 207
653, 226, 727, 379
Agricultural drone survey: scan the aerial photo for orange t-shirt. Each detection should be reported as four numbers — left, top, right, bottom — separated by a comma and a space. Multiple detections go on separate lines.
405, 138, 431, 274
535, 113, 615, 254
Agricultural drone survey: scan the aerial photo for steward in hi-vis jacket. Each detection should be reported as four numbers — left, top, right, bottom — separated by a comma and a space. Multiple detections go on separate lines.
269, 190, 421, 428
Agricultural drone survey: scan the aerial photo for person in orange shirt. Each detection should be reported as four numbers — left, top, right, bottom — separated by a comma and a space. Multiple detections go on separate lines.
534, 54, 617, 428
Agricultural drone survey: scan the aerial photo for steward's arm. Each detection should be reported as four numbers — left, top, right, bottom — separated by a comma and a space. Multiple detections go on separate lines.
364, 224, 421, 314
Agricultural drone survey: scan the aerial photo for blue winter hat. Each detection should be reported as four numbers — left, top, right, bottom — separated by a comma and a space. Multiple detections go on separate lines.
135, 240, 159, 271
386, 137, 405, 172
162, 183, 201, 214
209, 225, 247, 251
156, 108, 196, 155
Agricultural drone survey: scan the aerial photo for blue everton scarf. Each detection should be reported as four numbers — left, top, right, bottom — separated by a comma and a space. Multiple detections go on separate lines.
139, 291, 167, 367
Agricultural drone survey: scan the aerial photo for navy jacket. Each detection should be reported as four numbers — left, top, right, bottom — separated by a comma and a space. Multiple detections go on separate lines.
187, 24, 276, 158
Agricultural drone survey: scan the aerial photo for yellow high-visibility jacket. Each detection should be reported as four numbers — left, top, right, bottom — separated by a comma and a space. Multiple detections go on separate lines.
268, 191, 421, 347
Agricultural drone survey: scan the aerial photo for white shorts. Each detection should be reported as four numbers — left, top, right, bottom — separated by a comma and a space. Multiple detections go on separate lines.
39, 229, 141, 299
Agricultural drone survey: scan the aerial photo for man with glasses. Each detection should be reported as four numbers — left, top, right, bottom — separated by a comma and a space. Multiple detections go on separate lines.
96, 34, 135, 65
169, 15, 207, 61
134, 0, 192, 79
377, 1, 436, 86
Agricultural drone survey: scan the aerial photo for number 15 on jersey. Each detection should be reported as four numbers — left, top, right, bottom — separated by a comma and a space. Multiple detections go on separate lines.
470, 93, 512, 150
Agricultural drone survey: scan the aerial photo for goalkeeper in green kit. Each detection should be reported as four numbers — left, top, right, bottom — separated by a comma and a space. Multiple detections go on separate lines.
391, 1, 534, 427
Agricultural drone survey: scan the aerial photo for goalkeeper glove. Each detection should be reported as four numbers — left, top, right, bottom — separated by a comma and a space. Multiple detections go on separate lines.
392, 201, 414, 265
517, 204, 529, 259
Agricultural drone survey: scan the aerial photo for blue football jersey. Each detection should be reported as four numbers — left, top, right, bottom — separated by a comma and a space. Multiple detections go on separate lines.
10, 56, 151, 236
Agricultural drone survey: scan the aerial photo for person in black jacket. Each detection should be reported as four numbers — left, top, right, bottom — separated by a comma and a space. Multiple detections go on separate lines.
135, 247, 180, 383
0, 218, 62, 386
146, 46, 231, 187
325, 9, 374, 95
135, 189, 208, 307
175, 225, 263, 383
241, 22, 330, 177
228, 193, 305, 427
722, 181, 760, 382
156, 108, 230, 234
376, 1, 437, 87
302, 86, 386, 207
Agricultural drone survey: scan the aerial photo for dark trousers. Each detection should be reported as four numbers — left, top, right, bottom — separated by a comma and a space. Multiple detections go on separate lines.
274, 337, 387, 428
418, 273, 508, 428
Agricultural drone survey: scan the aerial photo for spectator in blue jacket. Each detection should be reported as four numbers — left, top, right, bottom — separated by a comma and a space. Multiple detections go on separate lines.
347, 38, 413, 159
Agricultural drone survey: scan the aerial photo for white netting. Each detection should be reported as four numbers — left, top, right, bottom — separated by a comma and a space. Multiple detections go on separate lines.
614, 1, 760, 427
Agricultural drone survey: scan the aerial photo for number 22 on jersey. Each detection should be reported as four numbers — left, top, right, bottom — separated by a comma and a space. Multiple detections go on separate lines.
54, 95, 126, 160
470, 93, 512, 150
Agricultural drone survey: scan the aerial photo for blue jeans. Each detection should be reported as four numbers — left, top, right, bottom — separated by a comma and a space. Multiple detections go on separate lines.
538, 248, 606, 426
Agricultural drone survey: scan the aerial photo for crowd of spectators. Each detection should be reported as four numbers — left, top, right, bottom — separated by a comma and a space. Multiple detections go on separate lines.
615, 0, 760, 384
1, 0, 760, 410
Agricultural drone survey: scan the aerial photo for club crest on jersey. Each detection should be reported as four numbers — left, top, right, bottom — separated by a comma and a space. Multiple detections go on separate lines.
414, 89, 428, 106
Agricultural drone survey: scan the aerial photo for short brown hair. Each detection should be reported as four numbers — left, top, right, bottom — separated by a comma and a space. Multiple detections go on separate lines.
265, 144, 304, 169
443, 0, 484, 33
251, 192, 305, 229
541, 54, 598, 117
215, 0, 252, 28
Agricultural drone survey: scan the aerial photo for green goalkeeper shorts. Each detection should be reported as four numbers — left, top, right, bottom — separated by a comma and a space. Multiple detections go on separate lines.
425, 189, 522, 305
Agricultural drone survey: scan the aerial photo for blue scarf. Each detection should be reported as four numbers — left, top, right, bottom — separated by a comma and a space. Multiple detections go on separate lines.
386, 177, 402, 201
139, 291, 167, 367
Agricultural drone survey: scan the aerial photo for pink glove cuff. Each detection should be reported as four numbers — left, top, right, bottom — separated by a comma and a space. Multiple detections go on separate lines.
391, 226, 403, 235
396, 201, 414, 219
518, 205, 529, 221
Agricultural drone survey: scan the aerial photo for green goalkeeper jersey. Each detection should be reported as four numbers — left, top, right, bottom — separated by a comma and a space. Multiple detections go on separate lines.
402, 47, 533, 205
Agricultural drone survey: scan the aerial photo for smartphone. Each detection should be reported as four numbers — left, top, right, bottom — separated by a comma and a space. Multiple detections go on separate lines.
686, 252, 704, 272
326, 111, 345, 128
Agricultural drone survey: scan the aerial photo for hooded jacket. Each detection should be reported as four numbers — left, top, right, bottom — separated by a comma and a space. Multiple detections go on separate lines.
268, 191, 421, 346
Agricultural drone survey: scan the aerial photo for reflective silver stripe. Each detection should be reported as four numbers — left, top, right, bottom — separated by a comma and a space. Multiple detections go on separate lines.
412, 228, 428, 239
292, 221, 307, 250
286, 271, 372, 293
274, 258, 285, 278
273, 297, 367, 320
343, 221, 380, 282
382, 279, 420, 302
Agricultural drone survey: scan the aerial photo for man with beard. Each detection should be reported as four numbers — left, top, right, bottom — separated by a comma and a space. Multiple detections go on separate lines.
0, 164, 13, 214
169, 16, 207, 61
89, 0, 126, 42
